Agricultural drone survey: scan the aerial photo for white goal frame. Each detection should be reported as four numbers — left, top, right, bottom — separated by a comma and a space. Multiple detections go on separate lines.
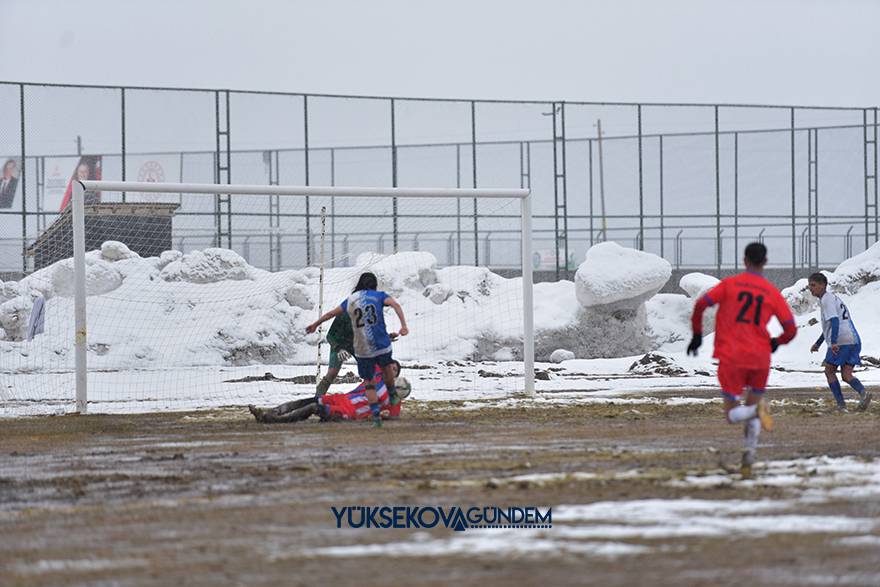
72, 180, 535, 413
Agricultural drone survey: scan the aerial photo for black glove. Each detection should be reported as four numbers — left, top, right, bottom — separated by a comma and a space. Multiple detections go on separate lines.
770, 338, 780, 353
686, 333, 702, 356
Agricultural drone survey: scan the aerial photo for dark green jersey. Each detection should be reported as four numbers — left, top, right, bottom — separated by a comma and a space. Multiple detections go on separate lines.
326, 312, 355, 353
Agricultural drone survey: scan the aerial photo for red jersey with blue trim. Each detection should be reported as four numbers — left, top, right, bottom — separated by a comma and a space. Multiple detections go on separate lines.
317, 369, 402, 420
698, 271, 796, 369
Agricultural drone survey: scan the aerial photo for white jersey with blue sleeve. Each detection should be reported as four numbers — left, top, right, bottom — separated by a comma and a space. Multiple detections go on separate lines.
819, 291, 859, 346
340, 290, 392, 358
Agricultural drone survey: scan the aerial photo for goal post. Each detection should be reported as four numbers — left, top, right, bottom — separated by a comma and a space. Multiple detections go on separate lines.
68, 180, 534, 414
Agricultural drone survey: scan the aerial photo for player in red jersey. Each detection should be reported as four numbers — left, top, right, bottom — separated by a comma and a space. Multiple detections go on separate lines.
687, 242, 797, 478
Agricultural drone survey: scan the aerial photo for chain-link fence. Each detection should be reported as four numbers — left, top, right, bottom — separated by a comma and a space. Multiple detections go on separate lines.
1, 81, 877, 282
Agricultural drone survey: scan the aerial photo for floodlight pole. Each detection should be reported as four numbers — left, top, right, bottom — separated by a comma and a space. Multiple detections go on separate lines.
72, 181, 88, 413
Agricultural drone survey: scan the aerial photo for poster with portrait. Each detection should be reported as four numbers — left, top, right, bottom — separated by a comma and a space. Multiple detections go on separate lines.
44, 155, 103, 212
0, 157, 22, 209
58, 155, 102, 211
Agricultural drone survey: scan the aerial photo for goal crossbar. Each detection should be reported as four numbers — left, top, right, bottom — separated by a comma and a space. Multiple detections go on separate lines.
80, 180, 530, 200
70, 180, 535, 413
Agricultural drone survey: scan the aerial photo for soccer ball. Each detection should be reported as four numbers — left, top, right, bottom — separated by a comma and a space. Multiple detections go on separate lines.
395, 376, 412, 400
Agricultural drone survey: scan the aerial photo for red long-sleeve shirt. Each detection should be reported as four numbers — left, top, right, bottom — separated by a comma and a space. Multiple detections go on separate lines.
692, 271, 797, 368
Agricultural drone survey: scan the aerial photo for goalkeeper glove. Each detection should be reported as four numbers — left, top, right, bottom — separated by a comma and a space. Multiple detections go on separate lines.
337, 349, 352, 362
686, 333, 702, 356
770, 338, 780, 353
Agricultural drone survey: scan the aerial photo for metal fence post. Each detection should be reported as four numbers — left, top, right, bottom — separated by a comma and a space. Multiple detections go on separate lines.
637, 104, 644, 251
19, 83, 26, 274
734, 132, 739, 270
658, 135, 664, 259
790, 107, 797, 281
471, 100, 479, 266
714, 106, 722, 277
121, 87, 127, 203
303, 95, 311, 265
391, 98, 399, 253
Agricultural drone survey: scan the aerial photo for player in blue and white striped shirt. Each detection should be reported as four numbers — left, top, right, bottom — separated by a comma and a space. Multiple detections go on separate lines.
307, 272, 409, 427
808, 272, 871, 412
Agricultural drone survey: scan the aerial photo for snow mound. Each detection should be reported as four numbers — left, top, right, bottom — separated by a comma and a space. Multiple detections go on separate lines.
160, 248, 253, 283
101, 241, 138, 261
645, 293, 693, 350
832, 241, 880, 294
549, 349, 575, 363
537, 243, 673, 359
51, 257, 124, 297
355, 251, 438, 295
679, 272, 719, 298
575, 242, 671, 308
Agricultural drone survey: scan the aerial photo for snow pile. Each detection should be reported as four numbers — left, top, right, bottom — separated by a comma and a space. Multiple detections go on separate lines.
4, 236, 879, 383
833, 241, 880, 294
0, 247, 311, 370
678, 272, 718, 299
549, 349, 575, 363
575, 242, 671, 308
160, 248, 254, 283
354, 251, 438, 295
537, 243, 671, 359
784, 243, 880, 316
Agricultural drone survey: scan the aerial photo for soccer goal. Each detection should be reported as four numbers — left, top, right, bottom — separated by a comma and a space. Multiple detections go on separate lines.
0, 180, 534, 415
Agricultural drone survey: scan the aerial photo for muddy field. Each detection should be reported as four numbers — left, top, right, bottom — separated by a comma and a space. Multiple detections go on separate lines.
1, 388, 879, 587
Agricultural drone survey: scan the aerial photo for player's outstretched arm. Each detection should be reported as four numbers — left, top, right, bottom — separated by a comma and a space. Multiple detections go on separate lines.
306, 305, 344, 334
769, 294, 797, 352
687, 294, 715, 355
384, 296, 409, 336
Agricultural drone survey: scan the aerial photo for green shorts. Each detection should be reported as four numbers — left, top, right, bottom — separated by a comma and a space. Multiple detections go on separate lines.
328, 348, 351, 370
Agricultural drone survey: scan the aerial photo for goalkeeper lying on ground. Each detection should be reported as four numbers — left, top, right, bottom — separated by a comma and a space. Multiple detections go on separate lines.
248, 361, 410, 424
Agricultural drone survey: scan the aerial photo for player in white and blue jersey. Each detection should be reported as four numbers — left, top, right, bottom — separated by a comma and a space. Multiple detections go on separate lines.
808, 272, 871, 412
306, 272, 409, 427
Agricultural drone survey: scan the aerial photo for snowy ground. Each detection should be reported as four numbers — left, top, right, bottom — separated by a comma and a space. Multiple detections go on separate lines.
3, 354, 879, 417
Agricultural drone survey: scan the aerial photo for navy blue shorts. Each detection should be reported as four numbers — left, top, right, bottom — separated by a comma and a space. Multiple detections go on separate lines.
824, 343, 862, 367
356, 352, 394, 380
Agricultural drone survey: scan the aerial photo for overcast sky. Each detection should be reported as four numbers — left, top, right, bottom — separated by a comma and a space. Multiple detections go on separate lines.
0, 0, 877, 106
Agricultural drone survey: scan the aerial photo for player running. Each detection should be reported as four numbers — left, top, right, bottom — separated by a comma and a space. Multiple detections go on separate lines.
807, 272, 872, 412
687, 242, 797, 479
249, 362, 410, 423
306, 272, 409, 428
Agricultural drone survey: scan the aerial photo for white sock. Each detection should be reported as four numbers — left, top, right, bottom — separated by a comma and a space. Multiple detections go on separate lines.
744, 418, 761, 453
728, 404, 757, 423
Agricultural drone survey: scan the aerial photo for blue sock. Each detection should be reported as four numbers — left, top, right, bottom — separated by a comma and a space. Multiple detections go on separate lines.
848, 378, 865, 394
370, 403, 380, 418
829, 381, 845, 407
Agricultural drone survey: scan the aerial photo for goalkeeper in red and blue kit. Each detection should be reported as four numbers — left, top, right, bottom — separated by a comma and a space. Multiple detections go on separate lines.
248, 362, 407, 423
687, 242, 797, 478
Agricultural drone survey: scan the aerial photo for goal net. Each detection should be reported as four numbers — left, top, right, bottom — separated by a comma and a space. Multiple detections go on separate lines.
0, 181, 533, 415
